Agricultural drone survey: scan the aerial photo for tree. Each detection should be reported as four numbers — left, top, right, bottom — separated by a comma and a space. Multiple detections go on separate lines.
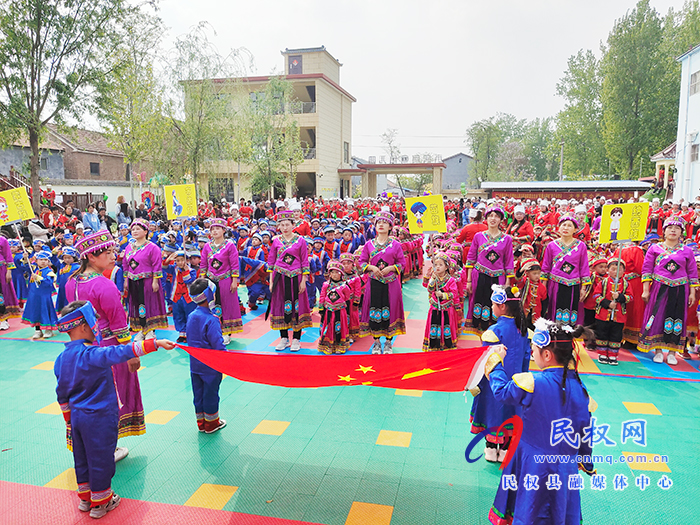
380, 128, 408, 196
555, 50, 607, 178
166, 23, 251, 196
523, 117, 559, 180
0, 0, 134, 211
96, 11, 169, 206
465, 113, 526, 186
601, 0, 672, 178
247, 77, 304, 199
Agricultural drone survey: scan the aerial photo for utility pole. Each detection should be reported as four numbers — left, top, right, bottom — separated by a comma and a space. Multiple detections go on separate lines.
558, 140, 565, 181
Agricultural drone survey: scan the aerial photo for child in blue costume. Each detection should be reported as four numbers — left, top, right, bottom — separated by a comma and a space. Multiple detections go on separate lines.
22, 251, 59, 339
470, 284, 530, 463
186, 278, 228, 433
171, 250, 197, 342
56, 247, 81, 313
9, 239, 28, 306
54, 301, 174, 518
484, 319, 597, 525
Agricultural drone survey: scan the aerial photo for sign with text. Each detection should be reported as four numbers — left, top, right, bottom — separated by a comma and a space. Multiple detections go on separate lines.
599, 202, 650, 243
164, 184, 197, 219
0, 187, 35, 225
406, 194, 447, 234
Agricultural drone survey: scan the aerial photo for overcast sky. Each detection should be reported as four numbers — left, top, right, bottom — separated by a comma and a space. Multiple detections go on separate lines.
158, 0, 686, 160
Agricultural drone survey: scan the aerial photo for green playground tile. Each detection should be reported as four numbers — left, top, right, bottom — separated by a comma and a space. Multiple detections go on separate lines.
260, 490, 315, 521
390, 507, 437, 525
369, 444, 409, 463
276, 463, 326, 495
354, 478, 400, 506
405, 447, 443, 466
363, 459, 405, 483
281, 421, 320, 439
335, 442, 375, 460
302, 497, 354, 525
326, 455, 368, 479
222, 484, 268, 516
235, 434, 278, 459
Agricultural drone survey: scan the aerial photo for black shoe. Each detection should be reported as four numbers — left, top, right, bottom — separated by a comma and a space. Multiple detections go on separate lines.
608, 357, 618, 366
597, 354, 609, 364
177, 336, 186, 343
248, 302, 258, 311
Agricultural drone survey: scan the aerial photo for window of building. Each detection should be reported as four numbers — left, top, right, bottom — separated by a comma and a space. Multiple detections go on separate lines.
39, 158, 48, 171
692, 144, 699, 162
344, 142, 349, 164
90, 162, 100, 176
691, 71, 700, 96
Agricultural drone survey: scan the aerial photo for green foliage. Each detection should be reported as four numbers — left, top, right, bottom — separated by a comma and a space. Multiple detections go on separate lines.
601, 0, 671, 178
247, 77, 305, 199
0, 0, 134, 210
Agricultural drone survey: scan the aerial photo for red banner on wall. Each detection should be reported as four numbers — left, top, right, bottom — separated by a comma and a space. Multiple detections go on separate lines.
178, 345, 491, 392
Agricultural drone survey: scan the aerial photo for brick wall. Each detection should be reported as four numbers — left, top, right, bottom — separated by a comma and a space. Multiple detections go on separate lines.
63, 151, 127, 181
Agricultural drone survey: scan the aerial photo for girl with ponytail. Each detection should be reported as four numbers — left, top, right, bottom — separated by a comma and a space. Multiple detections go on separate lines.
469, 284, 530, 463
483, 318, 596, 525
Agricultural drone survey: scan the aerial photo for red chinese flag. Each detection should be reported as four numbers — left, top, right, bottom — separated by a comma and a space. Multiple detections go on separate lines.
178, 345, 491, 392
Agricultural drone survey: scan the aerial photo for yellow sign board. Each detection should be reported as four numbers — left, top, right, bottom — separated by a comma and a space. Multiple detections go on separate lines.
164, 184, 197, 219
599, 202, 650, 243
0, 187, 35, 225
405, 194, 446, 234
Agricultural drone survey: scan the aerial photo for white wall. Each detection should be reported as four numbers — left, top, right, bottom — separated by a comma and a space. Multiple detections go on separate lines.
49, 182, 146, 216
676, 49, 700, 202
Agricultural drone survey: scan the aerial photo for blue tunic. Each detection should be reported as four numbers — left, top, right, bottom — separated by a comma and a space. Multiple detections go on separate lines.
12, 253, 28, 301
186, 305, 227, 375
488, 364, 593, 525
22, 266, 58, 330
470, 316, 530, 443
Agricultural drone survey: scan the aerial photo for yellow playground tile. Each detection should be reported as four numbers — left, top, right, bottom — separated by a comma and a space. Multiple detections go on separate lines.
623, 402, 662, 416
395, 389, 423, 397
45, 468, 77, 491
144, 410, 180, 425
622, 452, 671, 473
376, 430, 412, 448
251, 420, 290, 436
36, 402, 62, 415
31, 361, 54, 371
184, 483, 238, 510
575, 346, 601, 374
345, 501, 394, 525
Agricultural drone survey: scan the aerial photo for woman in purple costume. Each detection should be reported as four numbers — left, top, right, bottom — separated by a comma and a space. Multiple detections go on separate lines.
200, 217, 242, 345
0, 235, 20, 330
268, 210, 312, 352
639, 216, 698, 365
123, 219, 167, 340
66, 230, 141, 462
465, 206, 515, 335
359, 210, 407, 355
541, 215, 591, 326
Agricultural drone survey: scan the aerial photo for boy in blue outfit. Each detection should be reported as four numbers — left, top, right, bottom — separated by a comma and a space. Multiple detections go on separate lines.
54, 300, 174, 519
187, 278, 228, 433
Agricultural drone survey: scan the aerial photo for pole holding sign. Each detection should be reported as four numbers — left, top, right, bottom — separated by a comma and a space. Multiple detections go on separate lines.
405, 194, 447, 234
164, 184, 197, 220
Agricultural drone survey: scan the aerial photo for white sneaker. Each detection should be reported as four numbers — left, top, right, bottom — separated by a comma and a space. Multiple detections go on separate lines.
78, 499, 91, 512
32, 329, 43, 340
497, 448, 507, 463
667, 352, 678, 365
653, 351, 664, 363
290, 339, 301, 352
134, 331, 144, 342
484, 447, 498, 462
0, 320, 9, 330
371, 340, 382, 354
114, 447, 129, 463
89, 493, 120, 519
222, 335, 231, 345
275, 338, 290, 351
145, 331, 156, 340
43, 330, 54, 339
382, 339, 393, 354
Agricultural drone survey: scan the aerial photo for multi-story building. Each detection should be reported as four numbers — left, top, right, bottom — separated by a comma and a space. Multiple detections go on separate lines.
203, 46, 355, 200
673, 43, 700, 202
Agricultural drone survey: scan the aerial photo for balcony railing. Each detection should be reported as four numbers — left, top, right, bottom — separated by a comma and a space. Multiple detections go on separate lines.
288, 101, 316, 114
304, 148, 316, 160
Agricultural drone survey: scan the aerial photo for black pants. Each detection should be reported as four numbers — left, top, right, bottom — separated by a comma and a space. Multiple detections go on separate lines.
280, 330, 301, 340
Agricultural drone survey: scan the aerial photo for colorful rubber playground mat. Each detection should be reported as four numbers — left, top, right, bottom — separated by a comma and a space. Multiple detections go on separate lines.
1, 279, 698, 524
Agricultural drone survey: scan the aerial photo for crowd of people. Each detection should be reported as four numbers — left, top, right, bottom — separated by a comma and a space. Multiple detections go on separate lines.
8, 188, 697, 522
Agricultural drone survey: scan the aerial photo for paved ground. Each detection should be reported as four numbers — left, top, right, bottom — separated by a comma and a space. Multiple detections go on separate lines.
0, 279, 697, 524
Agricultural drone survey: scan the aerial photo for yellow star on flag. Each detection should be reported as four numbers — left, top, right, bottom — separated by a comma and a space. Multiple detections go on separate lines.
356, 364, 375, 374
338, 375, 355, 382
401, 367, 450, 380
